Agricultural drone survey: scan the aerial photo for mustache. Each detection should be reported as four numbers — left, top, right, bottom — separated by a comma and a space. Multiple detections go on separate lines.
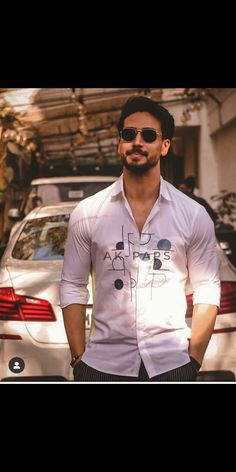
126, 147, 148, 157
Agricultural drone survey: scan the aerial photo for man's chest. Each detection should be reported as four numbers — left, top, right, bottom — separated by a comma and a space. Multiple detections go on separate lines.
128, 201, 156, 233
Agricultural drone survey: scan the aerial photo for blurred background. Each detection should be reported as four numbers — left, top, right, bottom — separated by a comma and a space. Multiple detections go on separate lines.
1, 87, 236, 382
0, 87, 236, 253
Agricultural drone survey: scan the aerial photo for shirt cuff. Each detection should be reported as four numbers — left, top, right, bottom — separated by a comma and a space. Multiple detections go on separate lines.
59, 281, 89, 308
193, 284, 221, 307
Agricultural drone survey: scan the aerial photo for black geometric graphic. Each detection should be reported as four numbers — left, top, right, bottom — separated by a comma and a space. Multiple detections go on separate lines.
153, 259, 162, 270
157, 239, 171, 250
116, 242, 124, 250
114, 279, 124, 290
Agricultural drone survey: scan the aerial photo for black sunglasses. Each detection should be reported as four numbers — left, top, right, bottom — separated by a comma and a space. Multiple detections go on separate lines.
120, 127, 162, 143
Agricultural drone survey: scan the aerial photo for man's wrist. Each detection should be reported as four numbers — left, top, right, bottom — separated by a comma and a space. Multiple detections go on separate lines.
190, 356, 202, 371
70, 354, 83, 368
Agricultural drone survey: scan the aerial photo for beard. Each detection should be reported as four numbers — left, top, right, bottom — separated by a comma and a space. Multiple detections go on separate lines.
121, 152, 159, 175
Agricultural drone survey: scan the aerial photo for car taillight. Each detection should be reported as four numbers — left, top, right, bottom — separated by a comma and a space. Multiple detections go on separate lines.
219, 282, 236, 314
186, 281, 236, 317
0, 287, 56, 322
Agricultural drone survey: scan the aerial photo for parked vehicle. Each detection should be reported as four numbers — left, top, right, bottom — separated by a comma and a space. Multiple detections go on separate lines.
1, 199, 236, 381
0, 202, 91, 381
8, 175, 117, 220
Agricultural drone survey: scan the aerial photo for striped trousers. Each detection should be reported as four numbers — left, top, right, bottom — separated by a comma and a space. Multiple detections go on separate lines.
73, 359, 198, 382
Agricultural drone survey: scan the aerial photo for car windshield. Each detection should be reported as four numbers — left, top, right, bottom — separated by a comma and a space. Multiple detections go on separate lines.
23, 181, 114, 215
12, 214, 70, 261
35, 182, 112, 205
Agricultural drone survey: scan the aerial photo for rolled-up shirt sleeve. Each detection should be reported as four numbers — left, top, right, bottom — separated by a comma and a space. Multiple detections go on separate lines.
187, 205, 221, 307
60, 205, 91, 309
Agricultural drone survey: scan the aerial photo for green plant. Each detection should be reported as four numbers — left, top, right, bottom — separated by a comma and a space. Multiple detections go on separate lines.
210, 190, 236, 230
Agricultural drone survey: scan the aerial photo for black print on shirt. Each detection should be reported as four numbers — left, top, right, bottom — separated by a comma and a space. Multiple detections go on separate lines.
116, 226, 124, 250
157, 239, 171, 250
114, 279, 124, 290
103, 226, 173, 300
153, 258, 162, 270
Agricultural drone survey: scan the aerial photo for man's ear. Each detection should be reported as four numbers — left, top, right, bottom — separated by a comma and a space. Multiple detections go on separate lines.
161, 139, 171, 157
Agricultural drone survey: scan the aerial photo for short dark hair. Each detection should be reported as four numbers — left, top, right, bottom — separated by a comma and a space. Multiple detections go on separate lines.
117, 95, 175, 140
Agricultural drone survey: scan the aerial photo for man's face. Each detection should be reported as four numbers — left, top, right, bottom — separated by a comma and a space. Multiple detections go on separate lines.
118, 112, 170, 175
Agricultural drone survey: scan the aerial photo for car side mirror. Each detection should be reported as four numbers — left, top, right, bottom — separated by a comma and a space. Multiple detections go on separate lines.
8, 208, 21, 221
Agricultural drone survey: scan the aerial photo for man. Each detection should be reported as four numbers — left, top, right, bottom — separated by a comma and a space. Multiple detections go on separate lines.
185, 175, 200, 197
60, 96, 220, 382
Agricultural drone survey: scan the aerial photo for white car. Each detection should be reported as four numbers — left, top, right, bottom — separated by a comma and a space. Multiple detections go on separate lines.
9, 175, 117, 220
1, 201, 236, 381
0, 202, 89, 381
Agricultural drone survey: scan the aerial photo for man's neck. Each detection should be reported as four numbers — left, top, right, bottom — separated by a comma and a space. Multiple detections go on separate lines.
123, 167, 161, 202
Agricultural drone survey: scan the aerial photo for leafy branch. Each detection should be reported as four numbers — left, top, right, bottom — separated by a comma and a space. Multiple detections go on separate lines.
210, 190, 236, 230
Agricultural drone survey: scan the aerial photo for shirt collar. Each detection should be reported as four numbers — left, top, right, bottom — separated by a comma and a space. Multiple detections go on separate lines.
159, 176, 172, 201
110, 175, 125, 201
110, 174, 172, 202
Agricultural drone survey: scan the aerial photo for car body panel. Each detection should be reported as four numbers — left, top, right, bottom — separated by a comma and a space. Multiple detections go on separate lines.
22, 176, 117, 216
30, 176, 117, 185
0, 200, 98, 381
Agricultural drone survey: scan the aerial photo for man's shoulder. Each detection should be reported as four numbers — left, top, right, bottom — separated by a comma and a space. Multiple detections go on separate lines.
70, 179, 119, 221
163, 179, 210, 226
163, 179, 200, 208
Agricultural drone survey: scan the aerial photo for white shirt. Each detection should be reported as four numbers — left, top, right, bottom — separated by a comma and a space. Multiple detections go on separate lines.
60, 175, 220, 377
